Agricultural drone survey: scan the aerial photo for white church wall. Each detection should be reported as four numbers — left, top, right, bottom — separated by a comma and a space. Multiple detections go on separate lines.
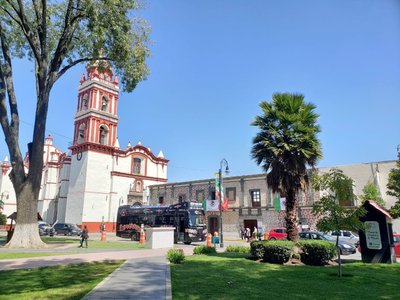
81, 151, 113, 223
65, 153, 88, 224
57, 160, 71, 223
0, 168, 17, 222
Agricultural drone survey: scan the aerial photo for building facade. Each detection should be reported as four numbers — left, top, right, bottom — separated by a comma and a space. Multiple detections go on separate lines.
0, 63, 169, 232
149, 161, 399, 239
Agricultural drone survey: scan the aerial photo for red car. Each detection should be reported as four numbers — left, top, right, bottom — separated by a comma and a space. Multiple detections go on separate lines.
268, 228, 287, 240
394, 234, 400, 258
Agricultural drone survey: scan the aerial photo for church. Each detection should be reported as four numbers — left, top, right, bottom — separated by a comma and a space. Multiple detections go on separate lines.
0, 62, 169, 233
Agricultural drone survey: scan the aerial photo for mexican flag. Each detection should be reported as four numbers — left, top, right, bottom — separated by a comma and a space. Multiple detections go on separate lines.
215, 176, 229, 211
274, 197, 286, 211
202, 199, 220, 211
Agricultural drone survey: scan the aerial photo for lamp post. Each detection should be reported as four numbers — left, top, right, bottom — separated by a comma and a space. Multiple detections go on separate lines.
218, 158, 229, 248
397, 144, 400, 160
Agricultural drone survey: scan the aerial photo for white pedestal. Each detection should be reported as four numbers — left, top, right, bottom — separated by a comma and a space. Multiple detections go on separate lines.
145, 227, 175, 249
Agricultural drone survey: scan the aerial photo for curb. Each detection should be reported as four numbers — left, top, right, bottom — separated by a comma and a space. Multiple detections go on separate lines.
166, 261, 172, 300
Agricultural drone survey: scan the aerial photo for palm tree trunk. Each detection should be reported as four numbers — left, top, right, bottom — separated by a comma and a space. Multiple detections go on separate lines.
285, 189, 299, 242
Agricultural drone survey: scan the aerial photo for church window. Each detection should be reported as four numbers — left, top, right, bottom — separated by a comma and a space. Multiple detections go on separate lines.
133, 158, 141, 174
101, 95, 109, 112
82, 94, 88, 110
78, 124, 86, 144
99, 125, 109, 145
136, 181, 141, 192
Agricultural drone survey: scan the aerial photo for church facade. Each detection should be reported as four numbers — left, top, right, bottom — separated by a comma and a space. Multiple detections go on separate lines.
0, 63, 168, 232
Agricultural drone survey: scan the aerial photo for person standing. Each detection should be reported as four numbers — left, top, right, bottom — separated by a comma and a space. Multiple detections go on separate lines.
79, 225, 89, 248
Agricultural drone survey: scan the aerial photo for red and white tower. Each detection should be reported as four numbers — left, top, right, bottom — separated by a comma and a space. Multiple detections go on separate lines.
64, 62, 168, 231
65, 62, 121, 228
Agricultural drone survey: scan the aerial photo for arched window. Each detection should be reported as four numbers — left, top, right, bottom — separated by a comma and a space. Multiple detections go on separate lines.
133, 158, 141, 174
101, 95, 109, 112
136, 181, 141, 192
78, 124, 86, 144
82, 94, 88, 110
99, 125, 109, 145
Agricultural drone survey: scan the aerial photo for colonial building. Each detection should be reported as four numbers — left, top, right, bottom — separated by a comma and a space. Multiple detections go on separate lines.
0, 63, 168, 232
148, 160, 398, 239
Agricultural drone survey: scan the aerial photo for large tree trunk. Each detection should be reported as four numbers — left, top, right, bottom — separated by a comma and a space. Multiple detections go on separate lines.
5, 182, 46, 248
285, 189, 299, 242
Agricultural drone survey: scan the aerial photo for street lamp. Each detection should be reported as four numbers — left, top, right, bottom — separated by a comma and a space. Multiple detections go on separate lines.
218, 158, 229, 248
397, 144, 400, 160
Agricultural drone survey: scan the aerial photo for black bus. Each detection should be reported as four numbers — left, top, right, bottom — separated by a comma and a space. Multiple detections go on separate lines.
116, 201, 207, 244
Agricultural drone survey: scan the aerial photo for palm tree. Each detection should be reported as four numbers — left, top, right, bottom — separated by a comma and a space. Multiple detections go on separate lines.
251, 93, 322, 242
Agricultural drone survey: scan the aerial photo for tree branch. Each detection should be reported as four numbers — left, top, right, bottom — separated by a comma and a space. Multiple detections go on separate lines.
54, 57, 113, 83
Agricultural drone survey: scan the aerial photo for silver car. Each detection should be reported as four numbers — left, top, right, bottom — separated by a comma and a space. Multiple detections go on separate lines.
299, 231, 357, 255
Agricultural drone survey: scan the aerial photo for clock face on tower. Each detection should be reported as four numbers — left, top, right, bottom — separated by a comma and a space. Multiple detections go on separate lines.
77, 151, 82, 161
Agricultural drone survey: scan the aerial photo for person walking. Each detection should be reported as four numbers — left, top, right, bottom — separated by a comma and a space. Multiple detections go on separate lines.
240, 226, 245, 240
245, 227, 251, 242
79, 225, 89, 248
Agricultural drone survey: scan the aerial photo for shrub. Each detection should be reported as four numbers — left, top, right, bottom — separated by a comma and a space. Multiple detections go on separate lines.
250, 240, 268, 259
299, 240, 337, 266
0, 213, 6, 225
167, 248, 185, 264
262, 240, 293, 264
193, 245, 217, 255
225, 245, 250, 253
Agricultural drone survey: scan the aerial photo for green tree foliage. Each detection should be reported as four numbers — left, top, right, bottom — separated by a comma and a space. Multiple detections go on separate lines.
359, 182, 385, 207
387, 160, 400, 218
251, 93, 322, 242
0, 0, 150, 247
312, 168, 366, 277
0, 213, 6, 225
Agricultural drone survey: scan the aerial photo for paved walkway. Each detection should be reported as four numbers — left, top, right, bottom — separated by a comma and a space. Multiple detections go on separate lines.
0, 243, 198, 300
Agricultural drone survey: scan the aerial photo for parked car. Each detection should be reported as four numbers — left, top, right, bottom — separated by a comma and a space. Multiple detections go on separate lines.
268, 228, 287, 240
38, 222, 55, 236
393, 234, 400, 258
299, 231, 356, 255
53, 223, 82, 236
325, 230, 359, 246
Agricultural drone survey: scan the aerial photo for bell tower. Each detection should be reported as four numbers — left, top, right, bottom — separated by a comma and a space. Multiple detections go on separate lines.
71, 61, 119, 155
65, 61, 121, 226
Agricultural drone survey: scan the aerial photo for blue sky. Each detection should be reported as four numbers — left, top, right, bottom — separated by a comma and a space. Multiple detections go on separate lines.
1, 0, 399, 182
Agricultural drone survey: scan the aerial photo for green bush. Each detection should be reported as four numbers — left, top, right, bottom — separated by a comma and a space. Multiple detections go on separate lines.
225, 245, 250, 253
262, 240, 294, 264
0, 213, 6, 225
167, 248, 185, 264
250, 240, 268, 259
299, 240, 337, 266
193, 245, 217, 255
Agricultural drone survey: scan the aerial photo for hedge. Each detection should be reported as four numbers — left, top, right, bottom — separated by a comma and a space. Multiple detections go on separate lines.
298, 240, 337, 266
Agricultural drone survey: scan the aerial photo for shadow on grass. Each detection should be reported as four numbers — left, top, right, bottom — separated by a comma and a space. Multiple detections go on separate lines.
0, 260, 123, 298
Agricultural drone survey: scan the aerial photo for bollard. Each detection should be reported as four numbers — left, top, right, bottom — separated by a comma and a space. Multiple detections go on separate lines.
139, 224, 145, 244
206, 233, 212, 247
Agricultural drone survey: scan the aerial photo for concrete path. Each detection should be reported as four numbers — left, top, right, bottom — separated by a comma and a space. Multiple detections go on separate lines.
82, 256, 171, 300
0, 245, 197, 300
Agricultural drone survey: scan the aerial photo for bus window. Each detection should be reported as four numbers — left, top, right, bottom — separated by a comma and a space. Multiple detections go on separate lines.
155, 216, 163, 226
189, 210, 205, 226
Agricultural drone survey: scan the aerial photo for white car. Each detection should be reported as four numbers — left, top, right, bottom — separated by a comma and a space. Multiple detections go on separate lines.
326, 230, 359, 246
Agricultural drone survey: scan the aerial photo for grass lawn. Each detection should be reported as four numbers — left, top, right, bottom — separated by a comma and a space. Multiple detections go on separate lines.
0, 236, 146, 260
0, 260, 124, 300
171, 253, 400, 300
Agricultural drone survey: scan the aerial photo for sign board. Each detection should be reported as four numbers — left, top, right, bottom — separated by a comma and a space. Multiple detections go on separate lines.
365, 221, 382, 250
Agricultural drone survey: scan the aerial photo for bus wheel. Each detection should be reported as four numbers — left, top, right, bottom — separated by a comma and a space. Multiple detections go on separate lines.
131, 232, 138, 241
183, 241, 192, 245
